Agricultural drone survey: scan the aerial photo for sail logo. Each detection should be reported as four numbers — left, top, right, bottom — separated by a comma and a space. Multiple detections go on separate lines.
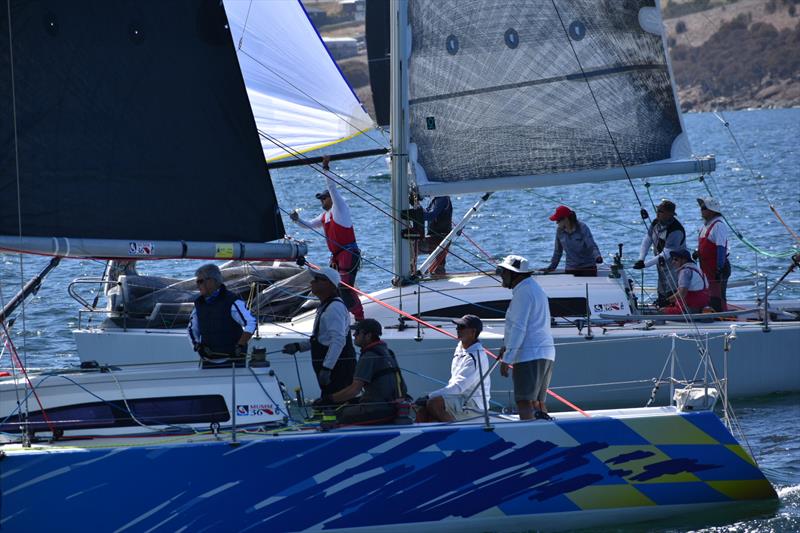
236, 404, 275, 416
128, 242, 154, 256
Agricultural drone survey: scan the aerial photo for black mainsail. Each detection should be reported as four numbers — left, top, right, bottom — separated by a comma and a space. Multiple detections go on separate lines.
0, 1, 298, 260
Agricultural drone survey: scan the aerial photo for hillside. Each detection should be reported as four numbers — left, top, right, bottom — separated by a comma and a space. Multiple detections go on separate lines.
314, 0, 799, 116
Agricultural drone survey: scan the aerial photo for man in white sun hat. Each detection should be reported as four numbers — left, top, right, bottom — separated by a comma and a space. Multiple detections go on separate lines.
281, 266, 356, 403
696, 196, 730, 312
495, 255, 556, 421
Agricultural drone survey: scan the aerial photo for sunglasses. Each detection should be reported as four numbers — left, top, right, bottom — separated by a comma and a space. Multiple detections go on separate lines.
196, 278, 208, 285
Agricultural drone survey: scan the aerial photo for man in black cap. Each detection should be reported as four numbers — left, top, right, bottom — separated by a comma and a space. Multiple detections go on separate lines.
289, 155, 364, 320
319, 318, 407, 425
633, 199, 687, 306
415, 314, 491, 422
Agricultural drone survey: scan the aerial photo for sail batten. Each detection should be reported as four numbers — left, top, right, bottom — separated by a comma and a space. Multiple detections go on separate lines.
406, 0, 711, 196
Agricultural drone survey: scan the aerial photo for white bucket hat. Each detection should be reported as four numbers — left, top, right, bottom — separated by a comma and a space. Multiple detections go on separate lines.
310, 266, 341, 286
697, 196, 722, 213
496, 254, 533, 273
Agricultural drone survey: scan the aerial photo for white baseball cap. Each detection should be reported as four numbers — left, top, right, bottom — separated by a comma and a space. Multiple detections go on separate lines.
697, 196, 722, 213
310, 266, 340, 286
496, 254, 533, 273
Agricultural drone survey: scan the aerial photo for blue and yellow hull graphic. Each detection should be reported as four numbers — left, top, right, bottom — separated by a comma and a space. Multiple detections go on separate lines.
0, 410, 777, 532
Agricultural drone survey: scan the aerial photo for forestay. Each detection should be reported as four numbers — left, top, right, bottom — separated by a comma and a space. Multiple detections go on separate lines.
406, 0, 715, 196
0, 1, 301, 260
225, 0, 374, 162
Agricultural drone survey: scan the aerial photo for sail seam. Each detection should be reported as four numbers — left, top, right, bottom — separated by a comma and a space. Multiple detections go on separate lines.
409, 64, 667, 106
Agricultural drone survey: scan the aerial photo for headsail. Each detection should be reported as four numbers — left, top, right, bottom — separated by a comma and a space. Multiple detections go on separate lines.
0, 1, 302, 260
225, 0, 374, 162
406, 0, 715, 196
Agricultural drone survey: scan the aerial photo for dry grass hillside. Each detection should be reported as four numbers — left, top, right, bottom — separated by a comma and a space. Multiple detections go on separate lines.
310, 0, 799, 116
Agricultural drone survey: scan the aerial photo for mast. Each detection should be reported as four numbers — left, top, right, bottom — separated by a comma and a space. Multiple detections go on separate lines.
390, 0, 412, 283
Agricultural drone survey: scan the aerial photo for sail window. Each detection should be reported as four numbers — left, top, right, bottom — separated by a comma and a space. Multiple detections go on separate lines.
0, 395, 230, 433
446, 34, 459, 55
568, 21, 586, 41
504, 28, 519, 49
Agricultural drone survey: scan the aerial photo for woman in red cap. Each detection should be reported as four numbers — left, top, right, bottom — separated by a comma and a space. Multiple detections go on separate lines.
544, 206, 603, 277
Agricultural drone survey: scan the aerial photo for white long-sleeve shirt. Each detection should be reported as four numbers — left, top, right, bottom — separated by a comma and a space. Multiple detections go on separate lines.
187, 296, 256, 347
293, 171, 354, 230
429, 341, 491, 407
296, 298, 350, 370
503, 277, 555, 364
637, 218, 686, 267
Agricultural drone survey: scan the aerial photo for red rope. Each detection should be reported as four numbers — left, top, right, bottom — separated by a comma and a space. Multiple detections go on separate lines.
307, 262, 590, 417
1, 322, 58, 432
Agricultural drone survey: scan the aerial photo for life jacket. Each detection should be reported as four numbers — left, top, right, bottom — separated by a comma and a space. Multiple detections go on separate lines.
362, 342, 408, 402
322, 211, 357, 257
310, 297, 356, 396
194, 285, 242, 356
651, 217, 685, 254
427, 197, 453, 238
678, 263, 709, 309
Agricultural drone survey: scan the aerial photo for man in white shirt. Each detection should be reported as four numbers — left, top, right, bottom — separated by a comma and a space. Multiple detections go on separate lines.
696, 196, 730, 311
415, 314, 491, 422
289, 155, 364, 320
281, 267, 356, 402
496, 255, 556, 421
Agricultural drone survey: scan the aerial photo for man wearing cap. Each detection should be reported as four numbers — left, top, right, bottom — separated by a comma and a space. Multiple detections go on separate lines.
496, 255, 556, 420
289, 155, 364, 320
281, 267, 356, 400
545, 205, 603, 277
633, 200, 688, 305
660, 249, 709, 315
188, 263, 256, 368
320, 318, 407, 425
696, 197, 730, 311
415, 314, 491, 422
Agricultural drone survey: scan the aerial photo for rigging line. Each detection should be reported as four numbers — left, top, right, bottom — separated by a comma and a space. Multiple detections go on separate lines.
305, 261, 590, 417
700, 180, 799, 258
549, 0, 655, 224
526, 189, 639, 232
262, 130, 501, 273
6, 0, 29, 378
282, 206, 505, 314
235, 46, 384, 149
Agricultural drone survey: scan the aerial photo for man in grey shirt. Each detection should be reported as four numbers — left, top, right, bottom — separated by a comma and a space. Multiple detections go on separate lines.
633, 200, 687, 305
545, 205, 603, 277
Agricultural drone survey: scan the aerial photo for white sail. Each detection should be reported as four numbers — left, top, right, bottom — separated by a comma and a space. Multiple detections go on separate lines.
225, 0, 375, 162
404, 0, 715, 196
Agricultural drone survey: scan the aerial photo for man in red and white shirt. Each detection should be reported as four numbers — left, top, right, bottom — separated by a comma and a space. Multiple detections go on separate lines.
696, 197, 730, 312
290, 156, 364, 320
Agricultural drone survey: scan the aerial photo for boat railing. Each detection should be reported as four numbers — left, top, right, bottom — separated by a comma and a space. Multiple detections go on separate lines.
67, 277, 119, 311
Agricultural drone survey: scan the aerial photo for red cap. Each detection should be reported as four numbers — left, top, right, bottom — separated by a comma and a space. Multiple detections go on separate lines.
549, 205, 573, 221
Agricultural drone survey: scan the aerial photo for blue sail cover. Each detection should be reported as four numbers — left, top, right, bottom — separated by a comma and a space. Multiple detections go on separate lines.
407, 0, 713, 195
0, 1, 284, 245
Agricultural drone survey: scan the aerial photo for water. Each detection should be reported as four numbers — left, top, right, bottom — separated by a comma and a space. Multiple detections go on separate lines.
1, 108, 799, 531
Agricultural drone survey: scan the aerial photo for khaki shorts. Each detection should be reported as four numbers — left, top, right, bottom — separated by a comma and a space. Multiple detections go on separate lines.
441, 395, 482, 420
512, 359, 554, 403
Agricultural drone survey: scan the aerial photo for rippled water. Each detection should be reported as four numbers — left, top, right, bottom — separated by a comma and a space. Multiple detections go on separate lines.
1, 108, 798, 531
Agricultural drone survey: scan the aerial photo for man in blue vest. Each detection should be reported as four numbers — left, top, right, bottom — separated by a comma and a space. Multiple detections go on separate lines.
188, 264, 256, 368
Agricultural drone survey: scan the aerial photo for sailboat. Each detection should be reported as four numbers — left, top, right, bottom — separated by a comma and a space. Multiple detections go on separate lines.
0, 1, 785, 531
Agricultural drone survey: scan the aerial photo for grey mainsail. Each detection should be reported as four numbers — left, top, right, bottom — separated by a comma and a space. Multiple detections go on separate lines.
0, 1, 297, 260
406, 0, 714, 196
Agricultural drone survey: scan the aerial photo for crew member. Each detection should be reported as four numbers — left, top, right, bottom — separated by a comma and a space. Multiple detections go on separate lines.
290, 155, 364, 320
633, 200, 688, 305
696, 197, 730, 311
188, 263, 256, 368
320, 318, 407, 425
496, 255, 556, 420
415, 314, 491, 422
545, 205, 603, 276
660, 249, 710, 315
282, 267, 356, 400
418, 196, 453, 275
